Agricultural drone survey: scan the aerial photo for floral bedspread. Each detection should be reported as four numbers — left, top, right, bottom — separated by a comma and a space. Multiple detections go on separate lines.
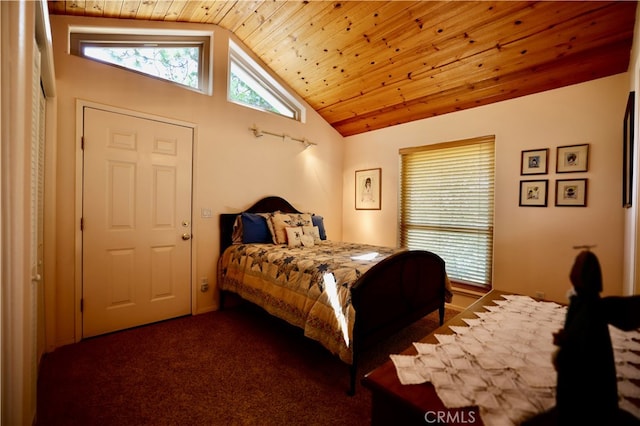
218, 241, 405, 364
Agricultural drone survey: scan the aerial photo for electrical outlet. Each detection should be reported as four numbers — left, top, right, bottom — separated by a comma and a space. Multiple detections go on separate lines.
200, 277, 209, 292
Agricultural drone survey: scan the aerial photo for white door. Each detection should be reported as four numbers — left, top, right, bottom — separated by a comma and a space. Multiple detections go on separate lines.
82, 107, 193, 337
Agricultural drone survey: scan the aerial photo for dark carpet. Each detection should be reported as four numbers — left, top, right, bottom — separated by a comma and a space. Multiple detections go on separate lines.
36, 301, 458, 426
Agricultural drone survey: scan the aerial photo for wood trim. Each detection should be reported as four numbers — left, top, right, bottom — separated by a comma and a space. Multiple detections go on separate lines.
399, 134, 495, 155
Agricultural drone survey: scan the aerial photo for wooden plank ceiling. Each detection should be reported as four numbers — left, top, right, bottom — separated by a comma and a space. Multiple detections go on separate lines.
47, 1, 637, 136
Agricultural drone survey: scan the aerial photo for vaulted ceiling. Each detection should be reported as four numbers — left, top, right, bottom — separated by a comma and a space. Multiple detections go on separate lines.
47, 1, 637, 136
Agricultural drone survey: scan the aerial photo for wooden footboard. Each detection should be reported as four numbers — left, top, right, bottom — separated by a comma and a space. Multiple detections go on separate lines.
349, 250, 446, 394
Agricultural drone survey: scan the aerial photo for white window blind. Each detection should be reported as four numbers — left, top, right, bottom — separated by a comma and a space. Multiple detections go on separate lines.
400, 136, 495, 288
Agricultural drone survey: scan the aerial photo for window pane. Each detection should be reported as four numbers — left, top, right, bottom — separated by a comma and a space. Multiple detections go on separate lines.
229, 61, 294, 118
400, 137, 495, 287
228, 40, 303, 121
83, 46, 200, 89
70, 32, 211, 94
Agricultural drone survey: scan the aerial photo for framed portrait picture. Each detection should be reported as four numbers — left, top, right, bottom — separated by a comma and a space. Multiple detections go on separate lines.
556, 179, 587, 207
556, 144, 589, 173
519, 180, 548, 207
355, 168, 381, 210
521, 148, 548, 175
623, 91, 635, 208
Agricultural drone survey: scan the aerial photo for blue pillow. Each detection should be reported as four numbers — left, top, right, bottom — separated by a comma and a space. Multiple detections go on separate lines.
312, 215, 327, 240
241, 212, 272, 244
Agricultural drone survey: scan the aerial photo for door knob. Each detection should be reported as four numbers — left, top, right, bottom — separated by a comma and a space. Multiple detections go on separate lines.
182, 233, 192, 240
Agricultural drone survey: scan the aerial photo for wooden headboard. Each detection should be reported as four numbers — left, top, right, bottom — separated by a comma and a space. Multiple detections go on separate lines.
219, 196, 302, 253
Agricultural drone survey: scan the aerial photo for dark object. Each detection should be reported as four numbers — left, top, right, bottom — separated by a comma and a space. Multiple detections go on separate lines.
602, 295, 640, 331
624, 91, 635, 208
555, 251, 618, 425
218, 196, 448, 395
525, 251, 640, 425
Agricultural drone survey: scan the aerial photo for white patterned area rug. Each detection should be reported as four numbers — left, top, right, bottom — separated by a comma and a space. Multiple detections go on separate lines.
391, 295, 640, 426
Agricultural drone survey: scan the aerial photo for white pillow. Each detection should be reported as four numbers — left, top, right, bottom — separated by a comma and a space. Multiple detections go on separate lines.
302, 226, 321, 243
285, 226, 304, 248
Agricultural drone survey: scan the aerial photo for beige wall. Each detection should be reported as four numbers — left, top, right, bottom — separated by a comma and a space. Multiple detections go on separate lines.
49, 15, 345, 347
343, 74, 629, 305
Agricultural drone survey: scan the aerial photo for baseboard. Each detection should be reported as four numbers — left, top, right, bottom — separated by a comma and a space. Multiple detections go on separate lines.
194, 306, 216, 315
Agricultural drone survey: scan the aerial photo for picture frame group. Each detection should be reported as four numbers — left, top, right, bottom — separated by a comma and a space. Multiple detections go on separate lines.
519, 144, 589, 207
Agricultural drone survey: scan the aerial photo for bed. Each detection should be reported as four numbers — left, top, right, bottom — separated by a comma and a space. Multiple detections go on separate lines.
217, 196, 452, 394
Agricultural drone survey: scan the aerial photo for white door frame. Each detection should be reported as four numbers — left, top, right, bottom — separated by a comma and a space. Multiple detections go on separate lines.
74, 99, 198, 341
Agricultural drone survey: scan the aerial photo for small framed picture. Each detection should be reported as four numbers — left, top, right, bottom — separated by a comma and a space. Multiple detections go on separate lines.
355, 168, 381, 210
556, 144, 589, 173
556, 179, 587, 207
519, 180, 548, 207
521, 148, 548, 175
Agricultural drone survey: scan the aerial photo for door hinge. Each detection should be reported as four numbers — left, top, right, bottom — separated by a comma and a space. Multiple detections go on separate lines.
80, 217, 84, 231
81, 136, 84, 150
80, 298, 84, 312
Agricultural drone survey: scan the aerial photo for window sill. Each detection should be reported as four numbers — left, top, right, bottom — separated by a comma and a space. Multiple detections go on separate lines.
448, 282, 491, 310
451, 281, 490, 296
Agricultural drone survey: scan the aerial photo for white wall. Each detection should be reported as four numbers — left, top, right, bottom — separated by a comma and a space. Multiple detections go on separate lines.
49, 15, 345, 347
343, 74, 629, 304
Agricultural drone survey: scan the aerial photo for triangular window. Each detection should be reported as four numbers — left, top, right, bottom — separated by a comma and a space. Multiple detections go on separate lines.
228, 40, 304, 121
